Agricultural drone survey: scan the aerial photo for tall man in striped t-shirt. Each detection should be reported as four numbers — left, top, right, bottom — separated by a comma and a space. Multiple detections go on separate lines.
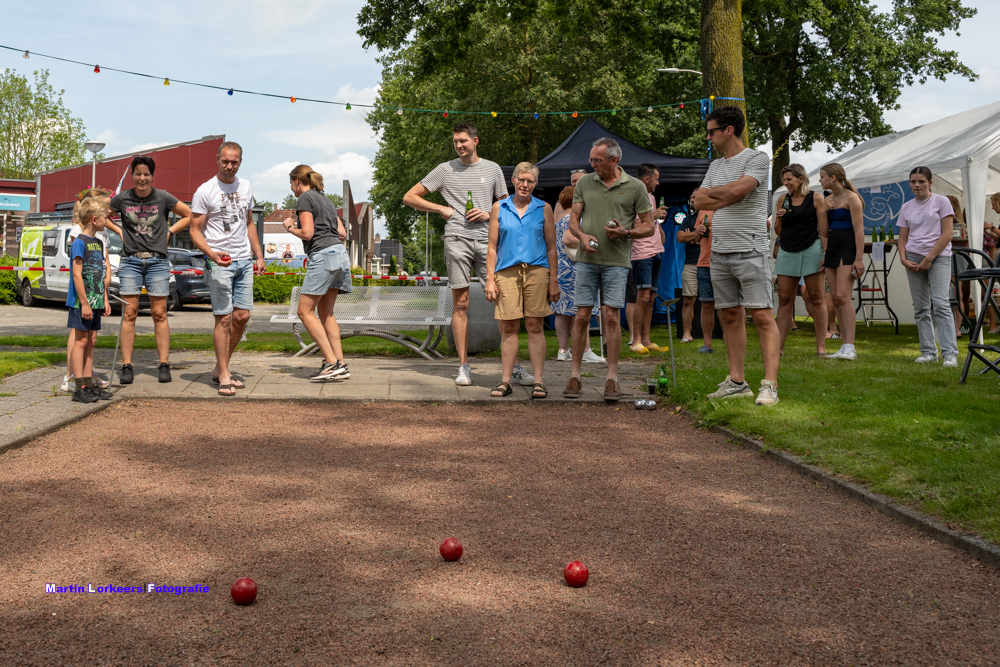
692, 106, 780, 406
405, 123, 532, 387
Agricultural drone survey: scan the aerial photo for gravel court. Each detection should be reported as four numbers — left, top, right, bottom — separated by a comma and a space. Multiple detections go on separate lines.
2, 401, 999, 666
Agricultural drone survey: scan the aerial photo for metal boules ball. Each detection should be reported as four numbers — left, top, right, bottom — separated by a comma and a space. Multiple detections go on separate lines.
634, 399, 646, 410
645, 399, 657, 411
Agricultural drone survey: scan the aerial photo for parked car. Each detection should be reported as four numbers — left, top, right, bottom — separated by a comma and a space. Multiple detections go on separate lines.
17, 224, 175, 310
166, 248, 211, 310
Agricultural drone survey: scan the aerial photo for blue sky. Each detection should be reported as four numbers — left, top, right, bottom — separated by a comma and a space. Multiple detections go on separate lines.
3, 0, 996, 236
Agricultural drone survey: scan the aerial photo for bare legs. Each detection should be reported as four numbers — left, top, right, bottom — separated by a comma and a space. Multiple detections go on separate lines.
450, 287, 470, 364
632, 288, 652, 347
701, 301, 715, 350
572, 305, 621, 381
776, 273, 828, 355
625, 302, 636, 345
71, 330, 96, 381
719, 306, 779, 384
681, 295, 696, 340
555, 313, 573, 351
212, 308, 250, 387
297, 290, 343, 365
826, 265, 856, 345
120, 295, 170, 365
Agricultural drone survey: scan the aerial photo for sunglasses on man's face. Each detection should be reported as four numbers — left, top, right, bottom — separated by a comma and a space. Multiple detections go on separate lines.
706, 126, 726, 136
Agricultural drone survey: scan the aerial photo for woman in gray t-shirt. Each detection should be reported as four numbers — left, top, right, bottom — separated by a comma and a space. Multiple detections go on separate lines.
281, 165, 351, 381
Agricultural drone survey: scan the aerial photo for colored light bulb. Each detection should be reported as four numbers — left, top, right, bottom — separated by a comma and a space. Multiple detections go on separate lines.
679, 103, 684, 109
23, 50, 29, 59
291, 96, 296, 103
611, 109, 617, 115
346, 103, 351, 110
647, 106, 653, 112
709, 95, 715, 100
572, 111, 578, 118
397, 107, 403, 115
443, 112, 448, 117
164, 78, 170, 86
533, 112, 538, 119
94, 65, 100, 73
491, 111, 497, 118
228, 88, 233, 96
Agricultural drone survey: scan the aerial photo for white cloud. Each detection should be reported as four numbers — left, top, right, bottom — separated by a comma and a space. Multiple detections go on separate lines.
262, 85, 381, 155
250, 152, 374, 205
124, 141, 175, 154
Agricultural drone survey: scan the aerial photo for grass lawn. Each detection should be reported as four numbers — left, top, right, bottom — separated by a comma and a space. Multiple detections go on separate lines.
0, 351, 67, 382
662, 318, 1000, 544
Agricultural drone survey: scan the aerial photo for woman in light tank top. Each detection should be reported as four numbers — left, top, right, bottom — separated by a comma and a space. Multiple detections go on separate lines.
897, 166, 959, 366
773, 164, 828, 356
819, 163, 865, 361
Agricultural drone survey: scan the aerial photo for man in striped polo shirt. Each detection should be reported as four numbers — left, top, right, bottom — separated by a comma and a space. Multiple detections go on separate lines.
693, 106, 780, 406
404, 123, 533, 387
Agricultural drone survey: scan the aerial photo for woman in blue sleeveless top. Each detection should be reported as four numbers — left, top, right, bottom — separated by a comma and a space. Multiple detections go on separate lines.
819, 163, 865, 360
484, 162, 559, 399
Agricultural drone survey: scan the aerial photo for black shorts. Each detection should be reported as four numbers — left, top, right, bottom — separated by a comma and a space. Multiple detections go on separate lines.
625, 268, 637, 304
824, 229, 857, 268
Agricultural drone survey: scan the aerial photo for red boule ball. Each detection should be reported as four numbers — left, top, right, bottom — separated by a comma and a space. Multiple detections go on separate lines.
230, 577, 257, 605
564, 561, 589, 587
439, 537, 463, 561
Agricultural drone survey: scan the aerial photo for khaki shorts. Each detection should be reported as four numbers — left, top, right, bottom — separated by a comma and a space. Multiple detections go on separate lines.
682, 264, 698, 297
710, 250, 773, 310
494, 263, 553, 320
443, 236, 488, 290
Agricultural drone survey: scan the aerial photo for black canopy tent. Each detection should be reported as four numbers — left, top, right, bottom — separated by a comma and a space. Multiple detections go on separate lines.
501, 118, 712, 205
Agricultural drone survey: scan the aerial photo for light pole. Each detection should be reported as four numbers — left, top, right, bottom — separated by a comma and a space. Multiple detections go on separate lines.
84, 142, 105, 188
657, 68, 702, 75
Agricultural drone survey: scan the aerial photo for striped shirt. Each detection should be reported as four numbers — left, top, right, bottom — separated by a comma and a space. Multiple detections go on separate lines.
422, 158, 509, 241
699, 148, 770, 254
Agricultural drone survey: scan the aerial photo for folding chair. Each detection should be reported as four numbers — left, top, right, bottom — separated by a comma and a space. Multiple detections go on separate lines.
954, 246, 1000, 383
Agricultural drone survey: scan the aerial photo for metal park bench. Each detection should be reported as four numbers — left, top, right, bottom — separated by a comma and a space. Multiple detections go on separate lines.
270, 285, 453, 360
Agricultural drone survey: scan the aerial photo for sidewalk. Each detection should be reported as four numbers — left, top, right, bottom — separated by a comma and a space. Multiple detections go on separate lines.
0, 348, 665, 453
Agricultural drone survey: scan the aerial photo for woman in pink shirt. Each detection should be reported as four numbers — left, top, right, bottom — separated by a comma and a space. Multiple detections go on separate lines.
897, 166, 958, 367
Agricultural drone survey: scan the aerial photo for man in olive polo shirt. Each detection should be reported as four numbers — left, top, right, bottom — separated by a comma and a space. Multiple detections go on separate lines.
566, 137, 656, 400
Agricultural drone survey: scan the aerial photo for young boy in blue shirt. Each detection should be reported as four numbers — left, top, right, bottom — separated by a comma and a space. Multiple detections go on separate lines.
67, 198, 113, 404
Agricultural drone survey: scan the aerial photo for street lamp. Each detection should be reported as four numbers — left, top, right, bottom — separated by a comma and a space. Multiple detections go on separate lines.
84, 142, 105, 188
657, 68, 702, 75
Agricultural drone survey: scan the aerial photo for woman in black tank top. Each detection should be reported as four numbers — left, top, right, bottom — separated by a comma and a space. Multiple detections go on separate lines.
773, 164, 829, 356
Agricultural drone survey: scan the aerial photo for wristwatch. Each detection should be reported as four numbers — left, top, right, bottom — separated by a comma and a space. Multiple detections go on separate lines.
625, 229, 632, 239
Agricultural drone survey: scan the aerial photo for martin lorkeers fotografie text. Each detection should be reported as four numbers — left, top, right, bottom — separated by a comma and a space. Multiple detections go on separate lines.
45, 583, 210, 594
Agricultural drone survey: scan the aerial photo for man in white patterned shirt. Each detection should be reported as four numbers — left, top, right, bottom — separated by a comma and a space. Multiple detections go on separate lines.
693, 106, 780, 406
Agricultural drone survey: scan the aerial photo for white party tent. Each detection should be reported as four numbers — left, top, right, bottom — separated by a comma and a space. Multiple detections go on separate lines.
774, 101, 1000, 324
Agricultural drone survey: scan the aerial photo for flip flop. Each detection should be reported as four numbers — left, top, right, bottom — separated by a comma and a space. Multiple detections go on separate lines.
218, 384, 237, 397
212, 375, 245, 389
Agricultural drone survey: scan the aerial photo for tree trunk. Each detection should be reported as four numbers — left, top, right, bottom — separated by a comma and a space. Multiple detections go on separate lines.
701, 0, 748, 149
769, 115, 789, 189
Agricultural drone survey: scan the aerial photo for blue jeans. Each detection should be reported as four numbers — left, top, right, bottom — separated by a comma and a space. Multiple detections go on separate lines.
574, 262, 630, 309
118, 256, 171, 297
207, 259, 254, 315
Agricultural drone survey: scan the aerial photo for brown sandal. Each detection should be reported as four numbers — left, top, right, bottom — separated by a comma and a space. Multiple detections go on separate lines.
531, 383, 547, 399
491, 381, 512, 397
218, 384, 237, 397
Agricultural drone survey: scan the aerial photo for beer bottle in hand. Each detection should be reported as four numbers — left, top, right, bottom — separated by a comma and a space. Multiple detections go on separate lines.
465, 191, 474, 214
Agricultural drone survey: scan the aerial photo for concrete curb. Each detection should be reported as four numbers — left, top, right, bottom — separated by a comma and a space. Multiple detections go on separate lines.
680, 409, 1000, 569
0, 399, 119, 456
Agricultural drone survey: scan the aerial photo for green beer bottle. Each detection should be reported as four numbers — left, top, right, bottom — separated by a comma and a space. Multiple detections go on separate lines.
465, 190, 474, 213
783, 194, 792, 217
881, 225, 887, 242
887, 225, 894, 242
703, 214, 710, 231
659, 196, 665, 208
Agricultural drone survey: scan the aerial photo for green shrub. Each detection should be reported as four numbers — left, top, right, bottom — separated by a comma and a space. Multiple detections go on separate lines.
253, 261, 303, 304
0, 255, 18, 305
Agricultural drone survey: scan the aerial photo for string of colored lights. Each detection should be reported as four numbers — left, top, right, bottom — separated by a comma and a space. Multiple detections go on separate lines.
2, 43, 743, 117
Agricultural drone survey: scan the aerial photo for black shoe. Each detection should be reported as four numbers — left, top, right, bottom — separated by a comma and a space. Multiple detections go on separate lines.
119, 364, 134, 385
158, 362, 172, 383
85, 385, 113, 401
72, 387, 99, 404
310, 362, 337, 380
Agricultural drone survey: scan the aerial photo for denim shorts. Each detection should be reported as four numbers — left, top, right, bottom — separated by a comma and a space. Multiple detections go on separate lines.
697, 266, 714, 302
207, 259, 254, 315
574, 262, 630, 309
302, 244, 353, 296
710, 250, 773, 310
67, 307, 102, 332
118, 256, 171, 297
631, 255, 662, 292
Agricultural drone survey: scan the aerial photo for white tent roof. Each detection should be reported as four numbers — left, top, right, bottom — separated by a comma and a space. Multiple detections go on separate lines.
800, 100, 1000, 191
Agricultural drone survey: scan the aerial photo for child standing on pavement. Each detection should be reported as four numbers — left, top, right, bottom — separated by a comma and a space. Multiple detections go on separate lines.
66, 198, 113, 404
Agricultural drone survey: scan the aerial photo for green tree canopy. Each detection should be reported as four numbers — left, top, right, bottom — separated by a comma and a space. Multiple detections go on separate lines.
280, 194, 298, 211
743, 0, 977, 185
0, 68, 90, 179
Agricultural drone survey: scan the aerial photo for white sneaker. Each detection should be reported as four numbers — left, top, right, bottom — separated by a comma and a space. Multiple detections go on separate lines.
707, 377, 754, 400
942, 354, 958, 368
557, 349, 571, 361
828, 345, 856, 360
915, 354, 939, 364
582, 348, 605, 363
60, 375, 75, 393
455, 363, 473, 386
511, 363, 534, 385
755, 379, 779, 406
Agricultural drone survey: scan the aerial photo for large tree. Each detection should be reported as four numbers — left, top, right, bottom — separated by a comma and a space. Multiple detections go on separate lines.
743, 0, 977, 186
358, 0, 705, 242
0, 69, 90, 179
701, 0, 748, 145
